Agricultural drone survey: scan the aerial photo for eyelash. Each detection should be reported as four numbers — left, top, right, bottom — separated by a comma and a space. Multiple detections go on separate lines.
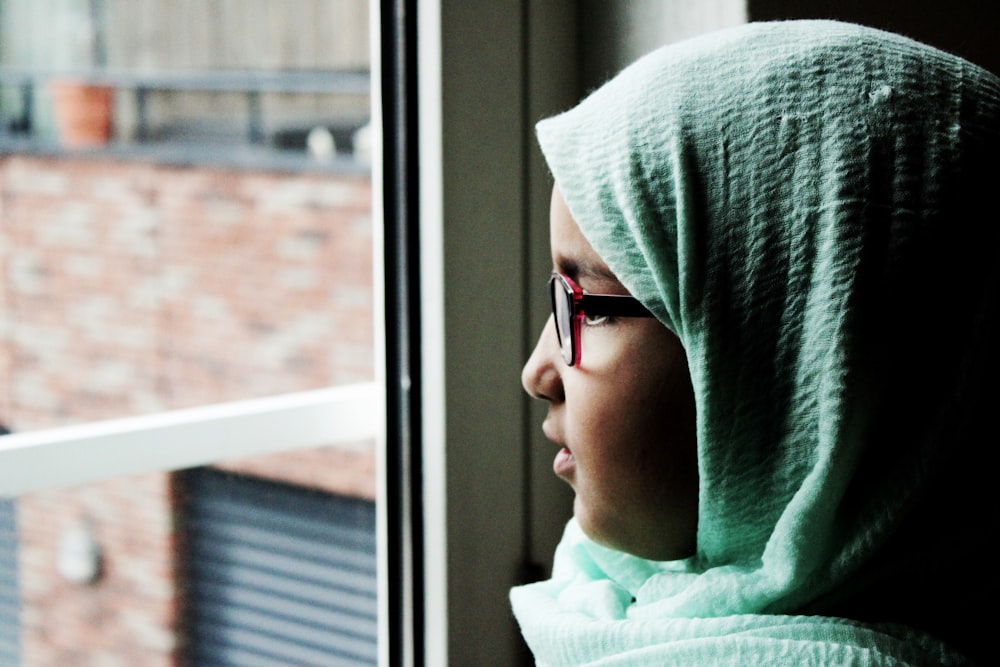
583, 313, 613, 327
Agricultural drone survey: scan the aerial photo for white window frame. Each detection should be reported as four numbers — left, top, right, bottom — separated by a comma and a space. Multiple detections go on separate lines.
416, 1, 577, 665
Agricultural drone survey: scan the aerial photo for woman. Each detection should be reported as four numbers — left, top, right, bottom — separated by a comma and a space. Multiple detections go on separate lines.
515, 20, 998, 665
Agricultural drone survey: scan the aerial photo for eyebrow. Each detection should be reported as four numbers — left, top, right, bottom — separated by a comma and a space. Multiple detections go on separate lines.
556, 258, 622, 286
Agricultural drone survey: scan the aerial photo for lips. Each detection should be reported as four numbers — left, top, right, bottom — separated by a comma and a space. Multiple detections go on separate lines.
553, 446, 575, 477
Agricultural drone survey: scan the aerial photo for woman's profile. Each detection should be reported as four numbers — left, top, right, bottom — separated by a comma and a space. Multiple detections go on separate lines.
514, 20, 998, 666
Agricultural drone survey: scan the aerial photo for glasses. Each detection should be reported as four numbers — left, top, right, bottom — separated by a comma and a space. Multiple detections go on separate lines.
548, 271, 654, 366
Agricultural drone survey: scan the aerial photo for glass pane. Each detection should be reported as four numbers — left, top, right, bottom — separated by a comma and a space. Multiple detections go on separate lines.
0, 2, 378, 665
2, 0, 373, 432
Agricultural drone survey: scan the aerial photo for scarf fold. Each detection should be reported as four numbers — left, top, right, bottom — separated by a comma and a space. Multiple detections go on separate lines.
513, 20, 1000, 665
512, 521, 968, 666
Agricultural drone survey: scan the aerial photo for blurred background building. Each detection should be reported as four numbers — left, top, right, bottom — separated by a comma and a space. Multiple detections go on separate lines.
0, 1, 375, 665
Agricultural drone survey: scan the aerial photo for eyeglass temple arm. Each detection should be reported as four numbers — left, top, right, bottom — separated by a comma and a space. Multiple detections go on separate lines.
579, 294, 654, 318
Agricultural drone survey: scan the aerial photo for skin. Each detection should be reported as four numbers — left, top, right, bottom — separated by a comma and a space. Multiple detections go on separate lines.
521, 186, 699, 561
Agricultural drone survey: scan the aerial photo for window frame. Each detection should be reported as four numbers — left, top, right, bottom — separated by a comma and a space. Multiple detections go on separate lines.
413, 1, 578, 665
0, 1, 580, 665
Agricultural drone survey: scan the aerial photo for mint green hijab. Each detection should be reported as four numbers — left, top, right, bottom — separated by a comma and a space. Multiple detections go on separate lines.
512, 20, 1000, 665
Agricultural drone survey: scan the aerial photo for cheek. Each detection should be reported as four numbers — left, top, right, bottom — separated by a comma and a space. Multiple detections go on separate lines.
561, 326, 699, 558
563, 370, 672, 486
562, 375, 622, 449
567, 351, 691, 453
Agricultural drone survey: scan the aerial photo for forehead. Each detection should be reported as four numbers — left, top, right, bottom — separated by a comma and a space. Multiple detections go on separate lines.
550, 186, 623, 290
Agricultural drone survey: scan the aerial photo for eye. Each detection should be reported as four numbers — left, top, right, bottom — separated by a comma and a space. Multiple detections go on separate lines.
583, 312, 611, 326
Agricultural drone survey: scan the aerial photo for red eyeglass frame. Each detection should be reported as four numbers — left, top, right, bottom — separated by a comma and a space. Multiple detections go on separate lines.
548, 271, 654, 367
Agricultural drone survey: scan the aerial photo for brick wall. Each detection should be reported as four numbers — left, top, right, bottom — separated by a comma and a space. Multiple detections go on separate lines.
0, 154, 374, 665
18, 474, 181, 666
1, 156, 373, 428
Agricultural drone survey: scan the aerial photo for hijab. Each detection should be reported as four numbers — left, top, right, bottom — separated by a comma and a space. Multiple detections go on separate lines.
512, 20, 1000, 665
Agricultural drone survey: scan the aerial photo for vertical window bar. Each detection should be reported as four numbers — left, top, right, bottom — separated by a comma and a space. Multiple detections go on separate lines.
380, 0, 422, 665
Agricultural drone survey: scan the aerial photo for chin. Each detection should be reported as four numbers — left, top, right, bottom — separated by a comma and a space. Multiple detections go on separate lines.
576, 504, 695, 561
575, 503, 640, 556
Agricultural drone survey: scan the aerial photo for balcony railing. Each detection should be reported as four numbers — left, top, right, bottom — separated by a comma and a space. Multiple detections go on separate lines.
0, 382, 382, 497
0, 66, 371, 170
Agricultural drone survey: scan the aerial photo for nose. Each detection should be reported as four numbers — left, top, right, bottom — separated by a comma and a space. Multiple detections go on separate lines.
521, 316, 564, 403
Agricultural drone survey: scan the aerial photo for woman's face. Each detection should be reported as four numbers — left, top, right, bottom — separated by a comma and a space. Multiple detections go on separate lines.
521, 186, 699, 561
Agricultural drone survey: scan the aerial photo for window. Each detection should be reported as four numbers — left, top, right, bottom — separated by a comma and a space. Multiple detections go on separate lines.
3, 1, 579, 665
1, 1, 379, 665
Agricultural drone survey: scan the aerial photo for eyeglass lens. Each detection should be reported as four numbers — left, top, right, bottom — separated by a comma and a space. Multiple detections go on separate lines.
550, 276, 575, 366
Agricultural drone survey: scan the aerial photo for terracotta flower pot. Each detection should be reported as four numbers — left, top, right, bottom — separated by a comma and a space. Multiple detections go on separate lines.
49, 79, 114, 148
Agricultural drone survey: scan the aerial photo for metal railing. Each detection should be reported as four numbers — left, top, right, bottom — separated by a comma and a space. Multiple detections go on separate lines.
0, 382, 382, 497
0, 66, 371, 167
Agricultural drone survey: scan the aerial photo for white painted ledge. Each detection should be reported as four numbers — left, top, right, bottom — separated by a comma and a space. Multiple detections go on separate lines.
0, 382, 382, 497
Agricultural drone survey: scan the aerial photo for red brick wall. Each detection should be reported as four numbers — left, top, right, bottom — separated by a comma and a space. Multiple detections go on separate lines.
0, 156, 373, 428
0, 155, 374, 665
18, 474, 182, 667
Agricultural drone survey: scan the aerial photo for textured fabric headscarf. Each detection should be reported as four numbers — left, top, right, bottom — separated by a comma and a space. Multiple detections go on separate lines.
511, 20, 1000, 666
